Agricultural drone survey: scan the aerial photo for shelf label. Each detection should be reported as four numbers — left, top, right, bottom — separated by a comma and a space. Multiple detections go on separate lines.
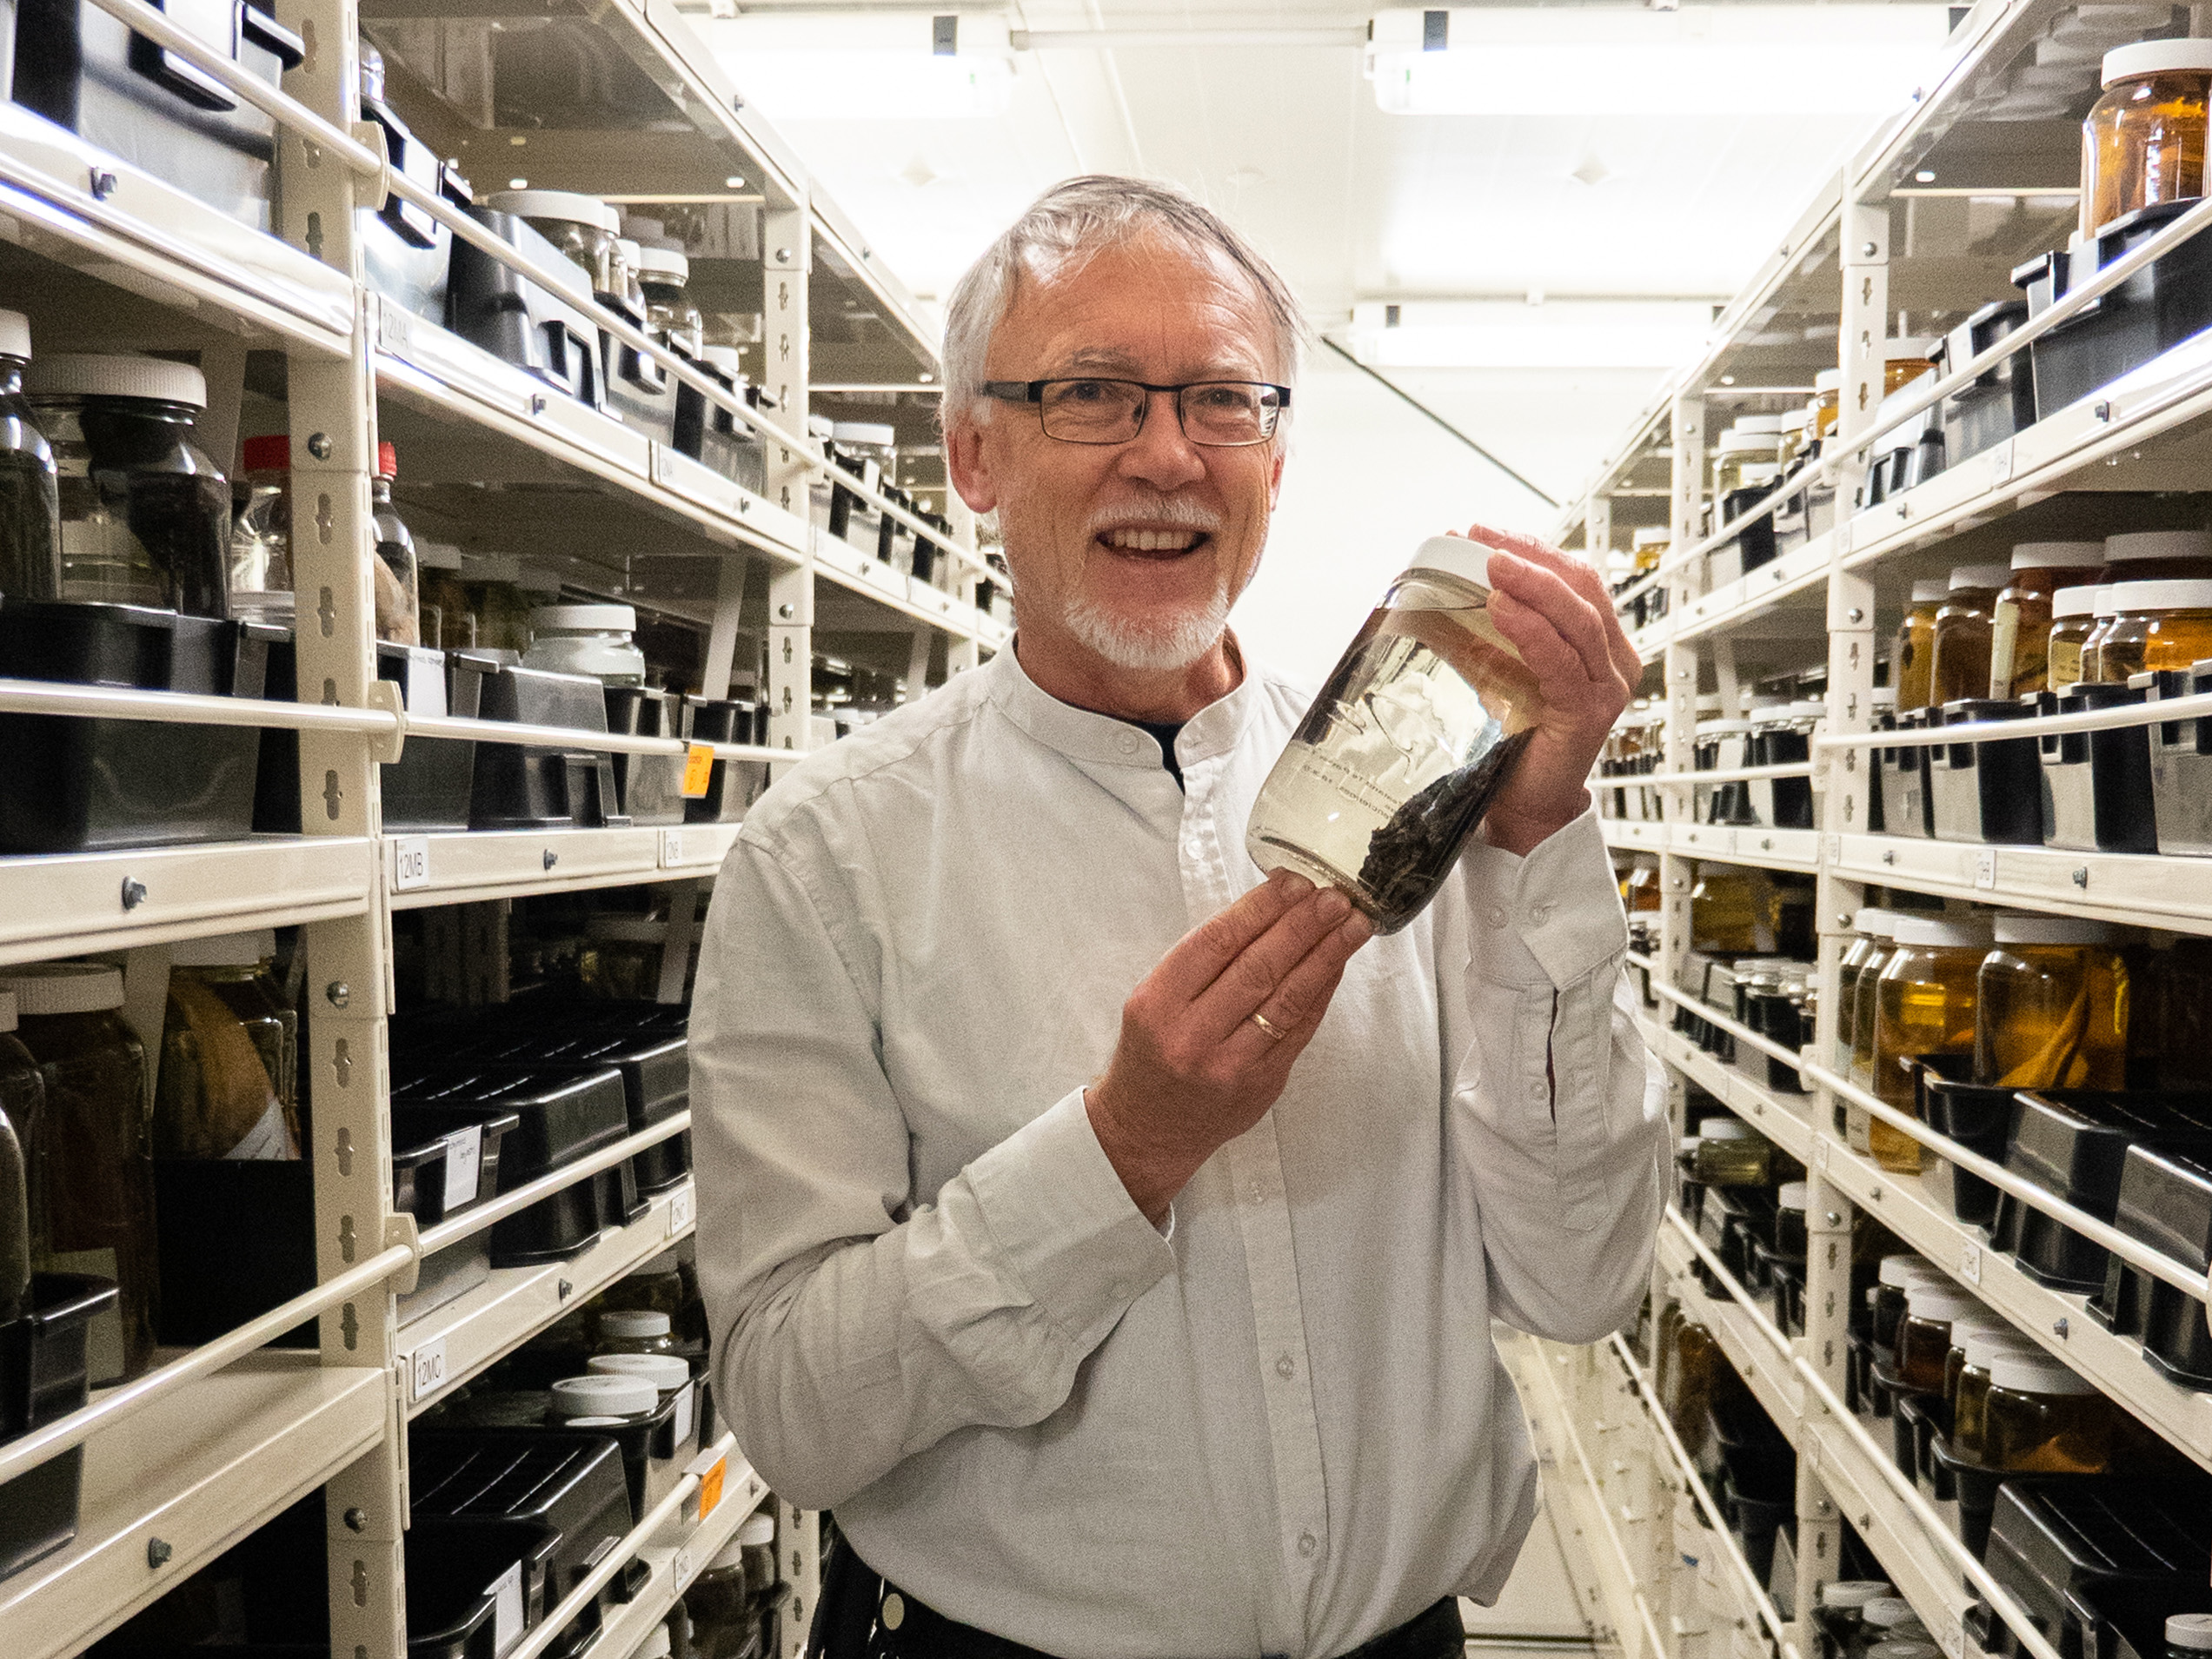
674, 1546, 695, 1589
671, 1379, 694, 1450
668, 1183, 696, 1237
442, 1127, 483, 1215
698, 1453, 727, 1518
659, 828, 696, 868
409, 1337, 448, 1403
392, 835, 430, 892
492, 1561, 524, 1655
682, 742, 715, 798
1960, 1241, 1982, 1284
1974, 850, 1996, 891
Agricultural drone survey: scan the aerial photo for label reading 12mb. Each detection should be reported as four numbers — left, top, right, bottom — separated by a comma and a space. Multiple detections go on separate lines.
392, 835, 430, 891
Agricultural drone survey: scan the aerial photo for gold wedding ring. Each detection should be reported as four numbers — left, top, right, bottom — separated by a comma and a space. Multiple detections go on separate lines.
1249, 1011, 1286, 1042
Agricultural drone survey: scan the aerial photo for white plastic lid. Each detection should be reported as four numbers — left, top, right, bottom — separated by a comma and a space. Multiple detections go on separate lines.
1905, 1281, 1983, 1320
0, 992, 13, 1034
1886, 338, 1939, 361
1696, 719, 1754, 736
1716, 431, 1777, 455
23, 353, 207, 408
1855, 907, 1901, 936
1988, 1350, 2100, 1394
531, 604, 636, 632
1911, 579, 1951, 603
1777, 1181, 1809, 1211
2104, 579, 2212, 613
1785, 700, 1830, 720
1865, 1599, 1922, 1629
1732, 414, 1787, 435
485, 189, 621, 231
0, 309, 29, 361
2095, 587, 2127, 618
1866, 1643, 1938, 1659
1949, 563, 2012, 591
1890, 915, 1994, 948
587, 1352, 690, 1390
633, 1626, 674, 1659
2166, 1616, 2212, 1653
414, 539, 464, 572
832, 421, 896, 447
2105, 529, 2212, 564
1992, 913, 2119, 945
1964, 1327, 2041, 1369
1820, 1582, 1894, 1609
550, 1373, 656, 1418
1700, 1118, 1753, 1140
1872, 687, 1898, 707
637, 244, 689, 281
0, 963, 124, 1016
600, 1309, 671, 1338
1878, 1255, 1943, 1287
1405, 534, 1494, 592
1680, 1135, 1702, 1154
1946, 1311, 2013, 1348
2052, 585, 2104, 621
2102, 40, 2212, 87
1816, 368, 1843, 393
739, 1513, 777, 1547
462, 552, 523, 583
170, 929, 277, 966
1633, 527, 1671, 547
2010, 541, 2104, 571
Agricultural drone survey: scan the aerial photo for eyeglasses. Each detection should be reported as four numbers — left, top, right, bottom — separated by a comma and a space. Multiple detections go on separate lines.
980, 378, 1291, 447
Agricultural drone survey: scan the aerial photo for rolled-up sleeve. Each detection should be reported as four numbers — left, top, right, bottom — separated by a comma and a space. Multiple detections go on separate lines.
1442, 810, 1668, 1344
690, 832, 1175, 1512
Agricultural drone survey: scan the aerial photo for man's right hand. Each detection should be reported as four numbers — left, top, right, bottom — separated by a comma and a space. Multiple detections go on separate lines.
1085, 870, 1372, 1224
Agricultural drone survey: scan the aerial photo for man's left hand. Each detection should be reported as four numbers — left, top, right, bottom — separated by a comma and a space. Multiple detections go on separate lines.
1461, 522, 1642, 857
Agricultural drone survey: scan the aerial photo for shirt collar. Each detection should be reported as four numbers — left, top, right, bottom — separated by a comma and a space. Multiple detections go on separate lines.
983, 634, 1265, 771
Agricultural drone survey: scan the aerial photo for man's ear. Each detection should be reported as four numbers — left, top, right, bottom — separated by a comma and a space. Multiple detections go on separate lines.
947, 413, 999, 515
1266, 440, 1286, 508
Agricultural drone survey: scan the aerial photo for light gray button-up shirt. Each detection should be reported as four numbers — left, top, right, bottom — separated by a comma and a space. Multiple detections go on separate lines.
692, 642, 1666, 1659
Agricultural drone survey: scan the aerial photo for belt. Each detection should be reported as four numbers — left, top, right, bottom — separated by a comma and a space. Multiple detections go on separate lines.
861, 1572, 1464, 1659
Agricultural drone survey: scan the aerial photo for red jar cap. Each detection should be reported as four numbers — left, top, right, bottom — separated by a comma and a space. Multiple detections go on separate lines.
377, 440, 398, 479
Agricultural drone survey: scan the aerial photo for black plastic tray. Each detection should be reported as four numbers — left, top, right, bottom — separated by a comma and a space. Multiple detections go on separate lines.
2039, 682, 2156, 855
2094, 1144, 2212, 1388
603, 687, 688, 827
448, 209, 606, 410
1930, 698, 2043, 846
1994, 1090, 2212, 1291
0, 1273, 116, 1581
1913, 1053, 2016, 1228
682, 695, 765, 824
463, 656, 628, 831
1969, 1477, 2212, 1659
2014, 200, 2212, 421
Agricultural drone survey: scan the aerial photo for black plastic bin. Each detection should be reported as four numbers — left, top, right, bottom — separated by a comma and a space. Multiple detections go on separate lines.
447, 209, 605, 411
1930, 698, 2043, 845
2013, 200, 2212, 421
257, 638, 463, 834
603, 686, 688, 827
1877, 711, 1931, 839
1967, 1478, 2212, 1659
2149, 659, 2212, 854
683, 695, 765, 825
1937, 300, 2037, 463
465, 656, 628, 832
0, 1273, 117, 1580
2094, 1145, 2212, 1388
1912, 1053, 2016, 1228
2039, 681, 2156, 854
1992, 1089, 2212, 1291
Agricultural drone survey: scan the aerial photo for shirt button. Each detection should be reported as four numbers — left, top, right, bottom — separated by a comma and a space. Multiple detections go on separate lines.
1487, 906, 1509, 928
1297, 1531, 1318, 1558
1117, 732, 1140, 754
1186, 839, 1205, 858
1531, 901, 1555, 925
1275, 1353, 1295, 1379
1528, 1081, 1547, 1102
1249, 1183, 1265, 1204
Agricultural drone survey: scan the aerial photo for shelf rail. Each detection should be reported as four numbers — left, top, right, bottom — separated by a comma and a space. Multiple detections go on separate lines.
1636, 762, 1817, 788
1644, 975, 1811, 1075
77, 0, 993, 581
1815, 692, 2212, 748
415, 1112, 691, 1256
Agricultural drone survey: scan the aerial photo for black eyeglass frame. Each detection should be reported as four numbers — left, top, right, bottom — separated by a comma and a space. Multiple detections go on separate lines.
978, 377, 1292, 447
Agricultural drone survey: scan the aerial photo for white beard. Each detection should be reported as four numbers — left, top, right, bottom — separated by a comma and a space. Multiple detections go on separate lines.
1059, 586, 1231, 672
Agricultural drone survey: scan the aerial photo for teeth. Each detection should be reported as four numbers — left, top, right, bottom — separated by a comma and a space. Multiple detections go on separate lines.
1103, 528, 1200, 553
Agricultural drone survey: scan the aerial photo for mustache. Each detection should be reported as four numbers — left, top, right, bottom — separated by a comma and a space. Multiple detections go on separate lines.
1083, 496, 1225, 538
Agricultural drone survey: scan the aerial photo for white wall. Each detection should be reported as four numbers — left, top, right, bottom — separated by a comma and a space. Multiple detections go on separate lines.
1232, 349, 1664, 685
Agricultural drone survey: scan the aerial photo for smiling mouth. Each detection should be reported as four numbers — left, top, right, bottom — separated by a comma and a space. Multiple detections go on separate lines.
1098, 527, 1210, 556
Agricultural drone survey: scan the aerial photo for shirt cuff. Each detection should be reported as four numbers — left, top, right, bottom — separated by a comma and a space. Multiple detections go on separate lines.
1459, 807, 1629, 990
964, 1087, 1178, 1349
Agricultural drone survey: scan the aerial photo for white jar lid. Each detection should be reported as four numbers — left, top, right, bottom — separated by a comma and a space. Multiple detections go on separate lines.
588, 1352, 691, 1390
0, 309, 29, 361
1964, 1328, 2041, 1369
2010, 541, 2104, 570
2102, 39, 2212, 88
701, 345, 747, 377
2052, 585, 2105, 620
1949, 563, 2011, 591
484, 189, 621, 231
1911, 578, 1950, 602
1988, 1350, 2099, 1394
1699, 1118, 1753, 1140
1878, 1254, 1943, 1287
1732, 414, 1787, 434
1777, 1181, 1809, 1211
550, 1373, 656, 1418
1816, 368, 1843, 393
634, 1627, 674, 1659
1695, 719, 1753, 736
832, 421, 896, 446
1890, 915, 1994, 948
1946, 1311, 2012, 1347
24, 353, 207, 408
1872, 687, 1898, 707
1865, 1599, 1921, 1628
1865, 1642, 1938, 1659
1405, 533, 1494, 592
739, 1513, 777, 1547
531, 604, 637, 632
1855, 907, 1900, 936
170, 929, 277, 966
2105, 529, 2212, 564
0, 963, 124, 1016
637, 244, 689, 281
1992, 913, 2119, 945
2167, 1616, 2212, 1653
1679, 1135, 1703, 1154
1905, 1280, 1983, 1320
1716, 431, 1777, 455
1785, 700, 1830, 720
1820, 1581, 1894, 1609
2103, 578, 2212, 613
600, 1308, 671, 1338
1885, 338, 1939, 360
1632, 527, 1671, 547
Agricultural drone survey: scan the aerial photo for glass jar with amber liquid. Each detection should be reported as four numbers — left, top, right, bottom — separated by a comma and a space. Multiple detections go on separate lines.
1975, 915, 2129, 1092
2047, 586, 2104, 690
1896, 1278, 1983, 1393
2082, 42, 2212, 240
2098, 529, 2212, 585
1951, 1328, 2039, 1462
1623, 857, 1662, 914
1870, 914, 1993, 1173
1928, 563, 2012, 707
155, 930, 298, 1160
1694, 1117, 1770, 1187
1989, 543, 2105, 698
1664, 1314, 1717, 1457
1849, 922, 1903, 1145
1982, 1350, 2116, 1472
2088, 579, 2212, 681
1893, 580, 1950, 713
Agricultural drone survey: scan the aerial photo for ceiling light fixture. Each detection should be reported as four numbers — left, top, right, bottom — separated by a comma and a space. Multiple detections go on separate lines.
703, 13, 1015, 121
1365, 6, 1954, 116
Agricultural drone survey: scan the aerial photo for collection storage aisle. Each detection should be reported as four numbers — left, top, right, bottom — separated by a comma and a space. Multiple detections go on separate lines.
0, 1, 999, 1655
1526, 9, 2212, 1659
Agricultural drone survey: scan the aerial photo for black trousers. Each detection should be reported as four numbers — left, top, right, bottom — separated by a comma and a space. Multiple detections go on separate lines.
809, 1535, 1467, 1659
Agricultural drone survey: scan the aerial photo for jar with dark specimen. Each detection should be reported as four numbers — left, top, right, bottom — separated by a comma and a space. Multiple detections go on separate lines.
1989, 543, 2103, 698
1974, 915, 2128, 1092
1981, 1351, 2116, 1472
0, 309, 60, 601
154, 930, 299, 1160
1247, 535, 1542, 933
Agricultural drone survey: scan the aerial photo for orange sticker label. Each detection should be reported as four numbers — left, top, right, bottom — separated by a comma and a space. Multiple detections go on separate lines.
698, 1457, 726, 1517
681, 743, 715, 799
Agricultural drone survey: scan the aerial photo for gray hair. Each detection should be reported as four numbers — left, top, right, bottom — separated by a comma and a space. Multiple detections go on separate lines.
940, 176, 1304, 422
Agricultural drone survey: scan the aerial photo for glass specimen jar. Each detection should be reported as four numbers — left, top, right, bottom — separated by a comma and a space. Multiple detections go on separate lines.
1818, 1582, 1895, 1659
1885, 341, 1938, 396
1897, 1278, 1983, 1393
483, 189, 620, 291
1928, 563, 2013, 707
415, 540, 475, 653
2098, 529, 2212, 584
1870, 914, 1994, 1172
1775, 1180, 1809, 1258
1982, 1350, 2116, 1472
2081, 587, 2129, 683
1989, 543, 2105, 698
2090, 578, 2212, 681
1694, 1118, 1771, 1187
154, 929, 299, 1160
0, 992, 43, 1324
2082, 41, 2212, 240
523, 604, 648, 687
1632, 526, 1669, 577
0, 962, 156, 1384
1849, 915, 1904, 1109
1664, 1315, 1717, 1457
2167, 1616, 2212, 1659
1837, 909, 1900, 1073
1246, 535, 1543, 933
1711, 428, 1779, 498
0, 308, 60, 601
1941, 1311, 2014, 1416
1812, 368, 1842, 441
2046, 586, 2105, 690
228, 434, 294, 625
1893, 579, 1950, 713
24, 354, 229, 617
1872, 1256, 1944, 1357
638, 244, 706, 360
587, 1351, 689, 1414
596, 1307, 677, 1357
1974, 914, 2129, 1091
548, 1372, 656, 1426
370, 441, 421, 647
462, 553, 535, 656
1952, 1328, 2040, 1462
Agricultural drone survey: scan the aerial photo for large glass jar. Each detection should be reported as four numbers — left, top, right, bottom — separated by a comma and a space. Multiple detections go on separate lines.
371, 442, 422, 647
1952, 1328, 2040, 1462
1896, 1278, 1983, 1393
2169, 1617, 2212, 1659
1872, 1255, 1943, 1357
1975, 915, 2129, 1091
1690, 865, 1764, 952
638, 245, 706, 360
1849, 919, 1902, 1101
1870, 915, 1994, 1173
688, 1513, 778, 1659
154, 931, 299, 1161
1712, 428, 1780, 499
483, 189, 619, 291
1631, 526, 1668, 577
0, 309, 60, 601
228, 434, 294, 626
1664, 1314, 1717, 1457
2089, 578, 2212, 681
2098, 529, 2212, 584
25, 355, 229, 617
0, 992, 44, 1324
2080, 587, 2128, 682
1837, 910, 1903, 1073
1247, 536, 1542, 933
1989, 543, 2105, 698
2082, 42, 2212, 241
1928, 564, 2012, 707
548, 1372, 655, 1427
2046, 586, 2104, 690
1982, 1350, 2116, 1472
1624, 857, 1662, 914
415, 540, 475, 653
1693, 1118, 1770, 1187
523, 604, 648, 687
1892, 579, 1950, 713
0, 963, 156, 1384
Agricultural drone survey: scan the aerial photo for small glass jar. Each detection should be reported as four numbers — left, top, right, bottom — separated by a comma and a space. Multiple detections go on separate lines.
1624, 858, 1662, 915
1817, 1581, 1895, 1659
484, 189, 620, 291
1849, 923, 1901, 1109
1246, 536, 1544, 933
0, 992, 45, 1324
2046, 585, 2105, 690
1892, 579, 1950, 713
1989, 543, 2104, 698
370, 441, 422, 647
2089, 578, 2212, 681
1952, 1329, 2040, 1462
2166, 1616, 2212, 1659
1861, 1601, 1930, 1649
609, 236, 648, 313
638, 245, 706, 360
588, 1351, 690, 1419
1872, 1255, 1943, 1357
1712, 428, 1780, 499
1974, 915, 2129, 1091
597, 1307, 677, 1357
1664, 1315, 1717, 1457
25, 354, 229, 618
577, 916, 668, 1000
549, 1371, 657, 1426
598, 1249, 689, 1324
415, 540, 475, 653
155, 929, 299, 1160
1694, 1118, 1771, 1187
1941, 1312, 2013, 1417
0, 309, 60, 601
2098, 529, 2212, 584
2082, 41, 2212, 241
0, 963, 155, 1384
1884, 342, 1939, 398
524, 604, 648, 687
1774, 1181, 1810, 1258
1689, 865, 1768, 953
1928, 563, 2012, 707
1870, 915, 1993, 1173
2080, 586, 2129, 683
1631, 526, 1669, 577
1812, 368, 1842, 441
1982, 1350, 2116, 1472
1897, 1279, 1983, 1392
228, 434, 295, 626
1837, 910, 1899, 1072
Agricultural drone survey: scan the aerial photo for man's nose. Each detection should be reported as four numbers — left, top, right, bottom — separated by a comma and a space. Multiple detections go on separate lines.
1114, 389, 1207, 491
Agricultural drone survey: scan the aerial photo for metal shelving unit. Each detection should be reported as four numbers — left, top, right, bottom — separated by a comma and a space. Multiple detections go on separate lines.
0, 0, 953, 1649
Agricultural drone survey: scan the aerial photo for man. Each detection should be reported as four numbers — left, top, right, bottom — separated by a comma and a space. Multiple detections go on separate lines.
692, 176, 1666, 1659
